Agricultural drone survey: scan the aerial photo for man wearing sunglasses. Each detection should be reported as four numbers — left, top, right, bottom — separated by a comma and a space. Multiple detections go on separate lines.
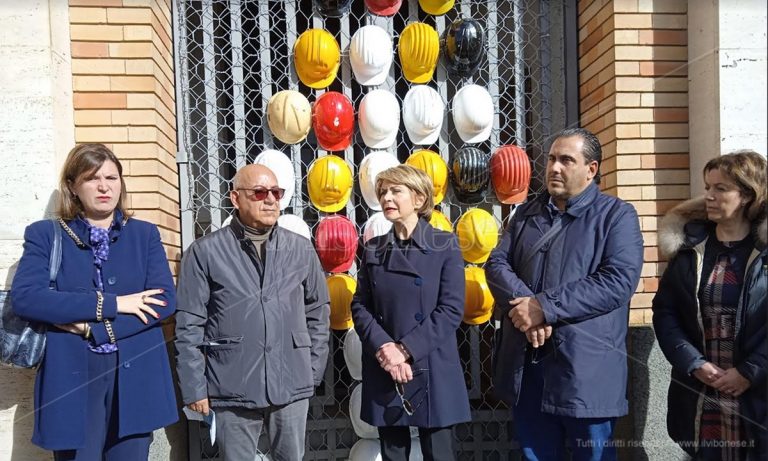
175, 164, 330, 461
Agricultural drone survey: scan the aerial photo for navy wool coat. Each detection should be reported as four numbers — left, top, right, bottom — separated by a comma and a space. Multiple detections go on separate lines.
485, 183, 644, 418
10, 216, 178, 450
351, 218, 471, 428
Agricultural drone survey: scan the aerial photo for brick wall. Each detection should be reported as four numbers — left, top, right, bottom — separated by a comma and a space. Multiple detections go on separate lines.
68, 0, 180, 272
578, 0, 689, 325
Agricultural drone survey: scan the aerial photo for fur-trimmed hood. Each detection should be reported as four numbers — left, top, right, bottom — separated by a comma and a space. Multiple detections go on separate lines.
658, 196, 768, 258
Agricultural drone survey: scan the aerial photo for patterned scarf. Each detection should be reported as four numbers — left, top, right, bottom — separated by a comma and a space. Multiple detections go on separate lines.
84, 220, 118, 354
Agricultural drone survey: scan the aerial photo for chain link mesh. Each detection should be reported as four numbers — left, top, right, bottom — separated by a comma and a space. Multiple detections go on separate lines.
175, 1, 571, 459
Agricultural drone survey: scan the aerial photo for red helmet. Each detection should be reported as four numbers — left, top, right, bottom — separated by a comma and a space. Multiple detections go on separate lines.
312, 92, 355, 151
315, 215, 358, 273
365, 0, 402, 16
490, 144, 531, 204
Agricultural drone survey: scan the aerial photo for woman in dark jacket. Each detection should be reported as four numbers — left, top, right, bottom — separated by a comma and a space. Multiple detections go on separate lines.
653, 150, 766, 460
351, 165, 470, 461
11, 144, 178, 460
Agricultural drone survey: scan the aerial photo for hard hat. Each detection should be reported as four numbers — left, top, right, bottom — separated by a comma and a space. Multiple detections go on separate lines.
403, 85, 444, 145
491, 144, 531, 204
455, 208, 499, 264
463, 266, 494, 325
428, 209, 453, 232
452, 84, 494, 143
419, 0, 454, 15
350, 25, 393, 86
359, 150, 400, 210
267, 90, 312, 145
405, 149, 448, 203
358, 90, 400, 149
364, 0, 402, 16
252, 149, 295, 210
327, 273, 356, 330
294, 29, 340, 89
343, 328, 363, 381
314, 0, 352, 18
312, 91, 355, 151
450, 146, 490, 204
362, 211, 393, 243
277, 214, 311, 240
443, 18, 486, 78
315, 214, 358, 272
398, 22, 440, 84
307, 155, 353, 212
350, 384, 379, 439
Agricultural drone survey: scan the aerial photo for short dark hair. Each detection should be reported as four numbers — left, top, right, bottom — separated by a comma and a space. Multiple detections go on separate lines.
554, 127, 602, 184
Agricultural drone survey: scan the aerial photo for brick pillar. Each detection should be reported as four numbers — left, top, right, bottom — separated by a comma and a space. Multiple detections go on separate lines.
578, 0, 689, 325
69, 0, 180, 273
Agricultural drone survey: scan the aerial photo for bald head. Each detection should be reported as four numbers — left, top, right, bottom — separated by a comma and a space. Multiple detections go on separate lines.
232, 164, 277, 191
230, 164, 280, 229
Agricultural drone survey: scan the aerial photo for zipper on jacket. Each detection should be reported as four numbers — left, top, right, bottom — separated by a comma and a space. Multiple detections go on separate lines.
692, 240, 706, 451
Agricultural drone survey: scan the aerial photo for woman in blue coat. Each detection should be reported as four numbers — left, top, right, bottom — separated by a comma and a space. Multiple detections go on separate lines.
11, 144, 178, 460
351, 165, 470, 461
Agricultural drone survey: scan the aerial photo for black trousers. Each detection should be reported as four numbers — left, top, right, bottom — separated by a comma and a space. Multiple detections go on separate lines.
379, 426, 456, 461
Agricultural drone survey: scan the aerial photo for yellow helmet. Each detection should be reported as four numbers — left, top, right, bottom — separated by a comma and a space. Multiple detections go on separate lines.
429, 209, 453, 232
294, 29, 340, 89
307, 155, 353, 213
327, 273, 357, 330
418, 0, 454, 15
398, 22, 439, 83
456, 208, 499, 264
463, 266, 494, 325
267, 90, 312, 144
405, 149, 448, 203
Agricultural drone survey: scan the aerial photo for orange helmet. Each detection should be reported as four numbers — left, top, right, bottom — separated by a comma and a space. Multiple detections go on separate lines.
490, 144, 531, 204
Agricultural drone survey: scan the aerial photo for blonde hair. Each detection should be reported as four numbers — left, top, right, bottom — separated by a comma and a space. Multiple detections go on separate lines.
375, 165, 434, 220
704, 150, 767, 223
57, 144, 130, 221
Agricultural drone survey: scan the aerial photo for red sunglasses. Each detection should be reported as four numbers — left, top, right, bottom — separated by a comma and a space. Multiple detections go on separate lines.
236, 187, 285, 201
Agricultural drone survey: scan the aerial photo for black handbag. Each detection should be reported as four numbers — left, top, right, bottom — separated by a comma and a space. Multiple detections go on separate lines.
0, 219, 62, 368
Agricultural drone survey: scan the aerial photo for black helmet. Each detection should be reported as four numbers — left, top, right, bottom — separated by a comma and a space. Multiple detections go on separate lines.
450, 146, 490, 203
314, 0, 353, 18
442, 18, 486, 78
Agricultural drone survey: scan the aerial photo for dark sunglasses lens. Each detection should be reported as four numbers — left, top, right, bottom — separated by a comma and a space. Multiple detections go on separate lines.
251, 189, 269, 200
271, 188, 285, 199
395, 382, 404, 396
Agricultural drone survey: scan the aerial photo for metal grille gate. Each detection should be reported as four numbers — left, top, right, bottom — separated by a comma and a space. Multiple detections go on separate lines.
172, 1, 577, 459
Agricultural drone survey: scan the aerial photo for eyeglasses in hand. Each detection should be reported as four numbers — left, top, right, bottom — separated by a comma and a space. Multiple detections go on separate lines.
236, 187, 285, 201
394, 368, 429, 416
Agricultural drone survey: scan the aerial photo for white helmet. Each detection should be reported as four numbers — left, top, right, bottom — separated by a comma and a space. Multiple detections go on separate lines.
358, 150, 400, 210
362, 212, 393, 243
277, 214, 311, 240
252, 149, 295, 210
358, 90, 400, 149
350, 25, 393, 86
403, 85, 444, 145
452, 84, 494, 143
266, 90, 312, 144
350, 384, 379, 439
343, 328, 363, 381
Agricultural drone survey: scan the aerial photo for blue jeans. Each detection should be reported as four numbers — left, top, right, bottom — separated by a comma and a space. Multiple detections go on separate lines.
513, 359, 617, 461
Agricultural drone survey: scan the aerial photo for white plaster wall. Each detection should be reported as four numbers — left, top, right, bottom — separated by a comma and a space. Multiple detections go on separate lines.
718, 0, 767, 156
689, 0, 767, 195
0, 1, 74, 460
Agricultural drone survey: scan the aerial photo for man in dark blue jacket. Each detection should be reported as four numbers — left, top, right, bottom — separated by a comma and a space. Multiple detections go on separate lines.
486, 128, 644, 460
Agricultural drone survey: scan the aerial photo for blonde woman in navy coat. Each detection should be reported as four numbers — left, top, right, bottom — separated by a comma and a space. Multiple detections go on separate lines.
11, 144, 178, 460
351, 165, 470, 461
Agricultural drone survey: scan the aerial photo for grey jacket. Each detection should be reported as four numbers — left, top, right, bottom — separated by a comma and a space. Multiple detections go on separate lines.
175, 216, 330, 408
